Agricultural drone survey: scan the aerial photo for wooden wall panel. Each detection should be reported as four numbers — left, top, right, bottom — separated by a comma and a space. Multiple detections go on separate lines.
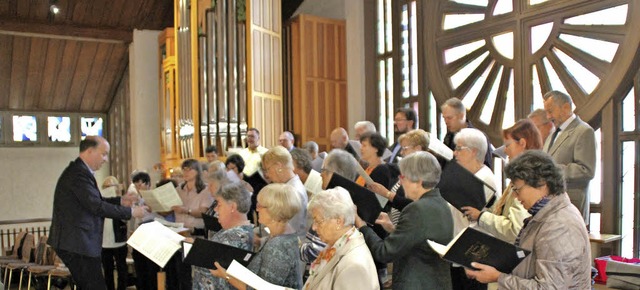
286, 14, 347, 152
67, 42, 98, 111
247, 0, 282, 147
9, 36, 29, 110
37, 39, 64, 110
0, 35, 12, 109
24, 38, 47, 109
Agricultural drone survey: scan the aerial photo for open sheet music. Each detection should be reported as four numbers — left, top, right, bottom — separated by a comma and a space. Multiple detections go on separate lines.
127, 221, 186, 268
140, 182, 183, 212
227, 260, 287, 290
426, 132, 454, 161
100, 186, 117, 198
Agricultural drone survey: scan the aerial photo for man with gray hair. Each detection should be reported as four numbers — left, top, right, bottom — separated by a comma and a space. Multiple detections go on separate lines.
543, 90, 596, 224
303, 141, 324, 172
279, 131, 296, 151
290, 148, 323, 197
441, 98, 494, 168
354, 121, 377, 140
528, 108, 555, 143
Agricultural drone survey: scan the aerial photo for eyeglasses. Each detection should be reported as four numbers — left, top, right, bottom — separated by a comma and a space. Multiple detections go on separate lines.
511, 183, 525, 194
401, 145, 414, 152
394, 118, 407, 122
256, 203, 267, 210
182, 167, 194, 172
454, 146, 470, 151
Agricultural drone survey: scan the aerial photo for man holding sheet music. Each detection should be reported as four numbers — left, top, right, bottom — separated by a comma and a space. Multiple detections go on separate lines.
48, 136, 148, 290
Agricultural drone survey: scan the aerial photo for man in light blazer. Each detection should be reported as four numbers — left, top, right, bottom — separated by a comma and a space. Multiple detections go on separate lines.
48, 136, 147, 290
543, 91, 596, 225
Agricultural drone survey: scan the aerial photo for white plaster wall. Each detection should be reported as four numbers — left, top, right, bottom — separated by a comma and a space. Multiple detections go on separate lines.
129, 29, 162, 186
0, 147, 110, 220
345, 0, 366, 137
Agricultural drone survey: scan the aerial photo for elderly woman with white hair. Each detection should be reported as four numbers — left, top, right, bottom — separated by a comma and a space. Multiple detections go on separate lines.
303, 187, 379, 289
450, 128, 498, 290
356, 151, 454, 289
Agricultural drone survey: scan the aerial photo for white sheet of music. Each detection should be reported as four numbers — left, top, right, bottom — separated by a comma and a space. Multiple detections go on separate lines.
127, 221, 186, 268
140, 182, 183, 212
100, 186, 117, 198
227, 260, 287, 290
426, 132, 454, 161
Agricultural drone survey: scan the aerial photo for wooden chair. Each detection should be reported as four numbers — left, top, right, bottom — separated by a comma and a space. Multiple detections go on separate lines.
0, 232, 28, 261
26, 248, 75, 290
5, 236, 48, 290
1, 233, 34, 287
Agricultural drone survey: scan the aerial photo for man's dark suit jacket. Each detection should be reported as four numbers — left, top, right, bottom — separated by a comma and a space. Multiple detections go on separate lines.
48, 158, 132, 258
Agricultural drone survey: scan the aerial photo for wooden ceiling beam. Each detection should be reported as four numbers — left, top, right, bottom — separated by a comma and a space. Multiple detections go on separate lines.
0, 19, 132, 43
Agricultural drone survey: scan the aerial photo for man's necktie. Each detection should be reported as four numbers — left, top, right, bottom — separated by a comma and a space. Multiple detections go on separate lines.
548, 127, 561, 149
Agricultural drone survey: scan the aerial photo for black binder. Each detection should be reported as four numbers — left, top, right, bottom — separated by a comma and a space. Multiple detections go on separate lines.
437, 161, 495, 212
202, 212, 222, 233
182, 238, 254, 269
428, 227, 530, 273
326, 173, 382, 225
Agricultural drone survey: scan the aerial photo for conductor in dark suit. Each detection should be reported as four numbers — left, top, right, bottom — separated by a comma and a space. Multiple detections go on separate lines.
48, 136, 147, 290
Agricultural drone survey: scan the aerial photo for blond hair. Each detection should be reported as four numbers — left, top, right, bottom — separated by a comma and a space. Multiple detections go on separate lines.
257, 183, 302, 222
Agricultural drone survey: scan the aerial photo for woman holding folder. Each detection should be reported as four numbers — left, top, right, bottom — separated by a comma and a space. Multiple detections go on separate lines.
356, 151, 454, 289
462, 119, 540, 243
192, 182, 254, 290
210, 183, 303, 290
465, 150, 591, 289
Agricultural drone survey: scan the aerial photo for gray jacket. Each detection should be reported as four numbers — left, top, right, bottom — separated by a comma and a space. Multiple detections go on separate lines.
361, 188, 453, 290
498, 194, 591, 289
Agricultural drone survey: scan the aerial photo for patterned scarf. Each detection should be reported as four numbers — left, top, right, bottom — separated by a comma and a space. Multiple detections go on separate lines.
305, 227, 357, 289
515, 196, 551, 247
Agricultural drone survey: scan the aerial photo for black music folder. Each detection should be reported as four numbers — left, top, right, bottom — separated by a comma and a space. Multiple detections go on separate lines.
182, 238, 254, 269
437, 161, 494, 212
428, 227, 530, 273
202, 212, 222, 232
326, 173, 382, 225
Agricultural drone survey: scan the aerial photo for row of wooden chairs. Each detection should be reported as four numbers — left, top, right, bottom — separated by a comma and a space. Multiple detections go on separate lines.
0, 232, 75, 290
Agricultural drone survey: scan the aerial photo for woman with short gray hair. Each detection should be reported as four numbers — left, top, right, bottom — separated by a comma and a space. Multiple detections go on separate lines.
303, 187, 379, 289
465, 150, 591, 289
192, 182, 253, 290
356, 152, 454, 289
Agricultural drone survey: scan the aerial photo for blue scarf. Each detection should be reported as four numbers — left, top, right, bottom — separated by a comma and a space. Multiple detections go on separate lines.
515, 196, 551, 246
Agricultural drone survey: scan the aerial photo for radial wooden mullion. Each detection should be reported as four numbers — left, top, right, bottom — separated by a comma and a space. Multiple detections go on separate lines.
440, 1, 487, 14
534, 59, 552, 94
468, 62, 501, 121
558, 24, 626, 44
545, 50, 588, 105
452, 54, 493, 100
553, 38, 609, 79
445, 45, 488, 76
490, 67, 511, 129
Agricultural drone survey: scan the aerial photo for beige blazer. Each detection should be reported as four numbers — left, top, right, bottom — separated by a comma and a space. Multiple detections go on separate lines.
303, 230, 379, 290
543, 116, 595, 223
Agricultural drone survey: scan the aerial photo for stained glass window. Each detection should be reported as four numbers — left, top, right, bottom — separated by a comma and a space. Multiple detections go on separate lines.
48, 116, 72, 142
13, 115, 37, 142
81, 117, 104, 139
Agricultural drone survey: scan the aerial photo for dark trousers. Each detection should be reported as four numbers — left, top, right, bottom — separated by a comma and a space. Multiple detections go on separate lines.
451, 266, 487, 290
132, 249, 160, 290
101, 246, 128, 290
56, 248, 106, 290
